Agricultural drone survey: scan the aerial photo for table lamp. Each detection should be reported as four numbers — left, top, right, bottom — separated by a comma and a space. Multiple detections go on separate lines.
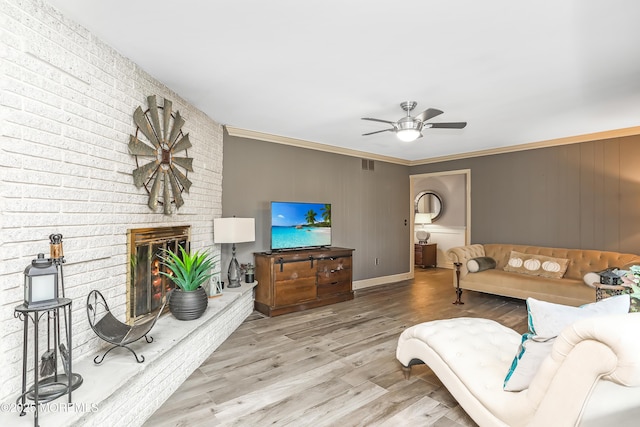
214, 217, 255, 288
415, 213, 432, 244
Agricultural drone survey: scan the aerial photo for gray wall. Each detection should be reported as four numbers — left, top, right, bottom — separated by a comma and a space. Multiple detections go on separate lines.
410, 135, 640, 254
221, 133, 411, 281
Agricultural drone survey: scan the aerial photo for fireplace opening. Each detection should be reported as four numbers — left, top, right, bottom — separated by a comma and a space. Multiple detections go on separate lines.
127, 226, 191, 323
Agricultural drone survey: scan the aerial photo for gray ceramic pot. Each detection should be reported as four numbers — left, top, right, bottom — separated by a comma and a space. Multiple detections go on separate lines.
168, 286, 208, 320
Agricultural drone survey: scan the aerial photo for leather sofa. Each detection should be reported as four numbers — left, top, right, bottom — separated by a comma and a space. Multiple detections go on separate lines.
396, 313, 640, 427
446, 244, 640, 306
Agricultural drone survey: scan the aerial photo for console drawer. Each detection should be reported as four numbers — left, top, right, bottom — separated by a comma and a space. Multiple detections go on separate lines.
274, 278, 316, 306
317, 256, 352, 274
274, 260, 316, 282
317, 281, 351, 297
317, 268, 351, 286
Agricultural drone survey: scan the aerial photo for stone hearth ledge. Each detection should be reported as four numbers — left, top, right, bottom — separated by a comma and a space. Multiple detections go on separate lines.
0, 282, 258, 427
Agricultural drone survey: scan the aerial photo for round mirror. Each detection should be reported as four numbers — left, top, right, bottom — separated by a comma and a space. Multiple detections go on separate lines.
414, 191, 443, 222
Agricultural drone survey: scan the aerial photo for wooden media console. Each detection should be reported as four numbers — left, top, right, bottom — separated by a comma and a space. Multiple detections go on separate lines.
254, 247, 354, 316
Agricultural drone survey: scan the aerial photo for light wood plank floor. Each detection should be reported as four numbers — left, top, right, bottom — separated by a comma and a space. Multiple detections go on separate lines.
144, 268, 528, 427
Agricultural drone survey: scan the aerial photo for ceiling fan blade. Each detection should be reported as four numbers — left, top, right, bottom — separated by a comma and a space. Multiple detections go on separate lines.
362, 117, 396, 125
362, 128, 395, 136
415, 108, 443, 122
428, 122, 467, 129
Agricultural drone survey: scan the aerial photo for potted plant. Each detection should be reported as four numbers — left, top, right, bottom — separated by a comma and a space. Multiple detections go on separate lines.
159, 246, 218, 320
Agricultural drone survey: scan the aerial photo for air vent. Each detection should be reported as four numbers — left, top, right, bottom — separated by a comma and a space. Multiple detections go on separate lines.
361, 159, 375, 171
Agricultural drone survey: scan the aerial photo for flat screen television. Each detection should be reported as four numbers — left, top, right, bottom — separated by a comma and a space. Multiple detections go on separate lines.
270, 201, 332, 251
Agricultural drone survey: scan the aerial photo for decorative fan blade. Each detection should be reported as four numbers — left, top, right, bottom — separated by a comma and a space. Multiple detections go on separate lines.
128, 135, 157, 156
147, 170, 162, 210
171, 165, 192, 192
163, 172, 171, 215
171, 133, 192, 153
168, 170, 184, 208
133, 160, 159, 188
133, 107, 160, 148
172, 157, 193, 171
147, 95, 162, 143
163, 98, 172, 143
167, 111, 185, 145
415, 108, 444, 122
428, 122, 467, 129
362, 117, 397, 125
362, 129, 395, 136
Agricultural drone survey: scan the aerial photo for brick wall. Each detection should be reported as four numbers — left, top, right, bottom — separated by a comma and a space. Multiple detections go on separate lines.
0, 0, 224, 404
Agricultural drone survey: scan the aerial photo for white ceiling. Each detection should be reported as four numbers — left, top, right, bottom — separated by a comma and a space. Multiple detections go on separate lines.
45, 0, 640, 163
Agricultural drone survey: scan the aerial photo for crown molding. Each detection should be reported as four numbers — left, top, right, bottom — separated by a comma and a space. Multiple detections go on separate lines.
408, 126, 640, 166
225, 125, 640, 168
224, 126, 410, 165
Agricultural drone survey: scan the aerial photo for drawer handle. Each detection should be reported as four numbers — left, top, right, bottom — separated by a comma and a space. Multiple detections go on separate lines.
331, 281, 339, 285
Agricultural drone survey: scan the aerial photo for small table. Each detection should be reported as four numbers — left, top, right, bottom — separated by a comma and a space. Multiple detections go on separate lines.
415, 243, 437, 268
14, 298, 73, 427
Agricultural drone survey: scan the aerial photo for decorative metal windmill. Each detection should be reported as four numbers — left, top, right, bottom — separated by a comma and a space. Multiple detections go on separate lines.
128, 95, 193, 215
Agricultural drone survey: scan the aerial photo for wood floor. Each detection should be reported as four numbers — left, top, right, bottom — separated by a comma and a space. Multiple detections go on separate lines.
144, 268, 528, 427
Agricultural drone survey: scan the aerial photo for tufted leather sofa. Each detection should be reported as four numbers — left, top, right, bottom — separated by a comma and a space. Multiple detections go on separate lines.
396, 314, 640, 427
447, 244, 640, 306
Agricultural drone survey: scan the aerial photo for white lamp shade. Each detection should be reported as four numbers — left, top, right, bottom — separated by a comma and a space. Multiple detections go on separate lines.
214, 217, 255, 243
414, 213, 432, 224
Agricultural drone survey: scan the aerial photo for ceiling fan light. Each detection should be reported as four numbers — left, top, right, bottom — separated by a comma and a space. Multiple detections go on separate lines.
397, 129, 421, 142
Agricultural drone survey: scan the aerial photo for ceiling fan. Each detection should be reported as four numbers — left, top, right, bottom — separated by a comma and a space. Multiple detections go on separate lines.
362, 102, 467, 142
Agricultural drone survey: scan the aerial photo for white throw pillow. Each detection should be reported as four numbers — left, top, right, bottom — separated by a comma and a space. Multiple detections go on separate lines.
582, 272, 601, 288
503, 295, 630, 391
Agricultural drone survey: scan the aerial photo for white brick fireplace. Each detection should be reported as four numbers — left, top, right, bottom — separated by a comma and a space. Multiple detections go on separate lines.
1, 1, 246, 425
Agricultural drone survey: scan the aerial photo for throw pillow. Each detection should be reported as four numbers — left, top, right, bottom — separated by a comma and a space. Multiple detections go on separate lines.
467, 257, 497, 273
582, 272, 600, 288
503, 251, 570, 279
503, 295, 630, 392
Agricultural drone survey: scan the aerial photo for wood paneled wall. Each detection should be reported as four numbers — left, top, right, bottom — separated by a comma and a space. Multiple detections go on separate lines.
410, 135, 640, 254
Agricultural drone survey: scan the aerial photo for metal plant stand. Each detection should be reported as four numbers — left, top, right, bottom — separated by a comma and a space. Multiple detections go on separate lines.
15, 298, 73, 427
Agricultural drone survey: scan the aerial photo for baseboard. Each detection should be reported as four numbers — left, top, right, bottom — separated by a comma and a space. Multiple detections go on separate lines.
353, 272, 413, 290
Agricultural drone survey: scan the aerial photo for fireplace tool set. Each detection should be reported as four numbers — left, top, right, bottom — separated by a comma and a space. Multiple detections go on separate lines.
14, 234, 83, 424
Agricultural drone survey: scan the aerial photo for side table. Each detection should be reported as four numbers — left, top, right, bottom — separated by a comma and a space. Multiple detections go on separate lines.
14, 298, 73, 427
415, 243, 437, 268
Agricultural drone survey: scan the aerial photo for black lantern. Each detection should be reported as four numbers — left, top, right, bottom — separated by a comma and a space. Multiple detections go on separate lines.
24, 253, 58, 307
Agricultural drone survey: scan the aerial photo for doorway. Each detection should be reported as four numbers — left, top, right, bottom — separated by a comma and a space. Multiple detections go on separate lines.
409, 169, 471, 275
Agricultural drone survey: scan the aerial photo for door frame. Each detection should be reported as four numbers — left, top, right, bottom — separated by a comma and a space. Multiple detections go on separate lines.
409, 169, 471, 276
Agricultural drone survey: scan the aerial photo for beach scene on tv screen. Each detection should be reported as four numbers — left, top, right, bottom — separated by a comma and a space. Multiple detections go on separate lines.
272, 202, 331, 249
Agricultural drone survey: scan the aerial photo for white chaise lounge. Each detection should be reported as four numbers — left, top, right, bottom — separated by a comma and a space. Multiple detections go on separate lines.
396, 314, 640, 427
